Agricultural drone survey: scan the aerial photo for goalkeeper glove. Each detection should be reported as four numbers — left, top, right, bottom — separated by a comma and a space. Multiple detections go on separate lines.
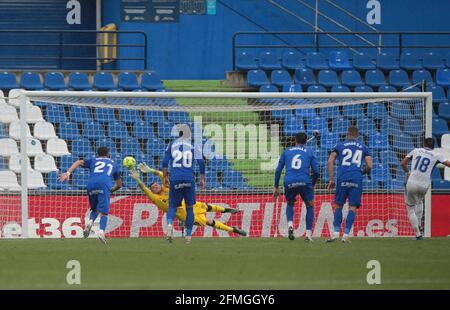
137, 162, 155, 174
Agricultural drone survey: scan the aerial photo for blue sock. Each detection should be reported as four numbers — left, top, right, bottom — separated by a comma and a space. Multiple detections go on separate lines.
99, 215, 108, 231
167, 206, 176, 226
286, 203, 294, 223
306, 206, 314, 231
89, 210, 98, 222
185, 207, 194, 237
344, 210, 356, 235
333, 207, 343, 233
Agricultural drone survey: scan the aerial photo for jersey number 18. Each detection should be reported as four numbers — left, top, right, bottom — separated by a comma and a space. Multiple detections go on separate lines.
413, 156, 431, 173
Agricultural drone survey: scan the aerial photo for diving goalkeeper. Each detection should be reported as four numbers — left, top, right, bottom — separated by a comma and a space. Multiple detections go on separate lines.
129, 163, 247, 236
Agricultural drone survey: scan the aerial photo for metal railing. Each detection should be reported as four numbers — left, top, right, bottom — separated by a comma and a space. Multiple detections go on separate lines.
232, 31, 450, 70
0, 29, 148, 70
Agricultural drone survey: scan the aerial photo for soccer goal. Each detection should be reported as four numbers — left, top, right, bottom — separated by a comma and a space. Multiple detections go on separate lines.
0, 90, 432, 239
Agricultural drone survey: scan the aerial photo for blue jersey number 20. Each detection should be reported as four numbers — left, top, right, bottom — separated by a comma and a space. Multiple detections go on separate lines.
173, 150, 193, 168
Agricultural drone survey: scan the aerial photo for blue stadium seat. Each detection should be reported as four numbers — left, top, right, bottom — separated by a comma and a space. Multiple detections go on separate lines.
436, 69, 450, 87
354, 85, 373, 92
376, 52, 399, 71
157, 121, 175, 139
329, 51, 351, 70
283, 116, 305, 135
307, 85, 326, 92
282, 51, 303, 70
438, 102, 450, 119
205, 171, 220, 190
19, 72, 43, 90
60, 155, 80, 170
369, 133, 389, 150
365, 70, 386, 88
271, 70, 292, 87
59, 122, 81, 140
120, 137, 142, 155
94, 137, 118, 154
431, 168, 442, 181
371, 164, 392, 183
403, 119, 422, 136
247, 70, 269, 88
133, 121, 155, 139
389, 70, 410, 88
108, 122, 130, 139
141, 71, 164, 90
45, 104, 67, 123
307, 117, 329, 134
72, 169, 88, 189
343, 104, 365, 119
236, 51, 258, 70
379, 150, 400, 166
144, 110, 166, 122
380, 118, 402, 135
294, 68, 315, 86
341, 70, 363, 87
332, 117, 351, 134
318, 70, 339, 87
391, 102, 413, 119
146, 138, 165, 156
93, 72, 115, 91
94, 107, 116, 124
82, 121, 105, 139
432, 180, 450, 189
356, 118, 377, 136
272, 109, 292, 120
353, 52, 375, 70
367, 103, 387, 119
0, 72, 18, 89
68, 72, 91, 90
70, 105, 92, 123
393, 134, 415, 152
259, 51, 281, 70
412, 69, 433, 85
432, 118, 449, 136
400, 52, 422, 70
295, 103, 317, 118
119, 109, 142, 122
306, 52, 328, 70
260, 84, 278, 92
320, 132, 339, 149
71, 138, 93, 156
363, 179, 379, 190
47, 171, 73, 190
118, 72, 140, 91
167, 111, 190, 124
378, 85, 397, 92
44, 72, 66, 90
331, 85, 350, 92
427, 85, 447, 103
422, 52, 445, 70
282, 84, 301, 92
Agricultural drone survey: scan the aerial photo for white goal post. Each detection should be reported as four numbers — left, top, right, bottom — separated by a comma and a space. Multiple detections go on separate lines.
0, 90, 433, 239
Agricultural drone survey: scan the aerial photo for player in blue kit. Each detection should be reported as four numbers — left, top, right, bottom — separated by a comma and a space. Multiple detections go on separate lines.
162, 129, 205, 244
274, 132, 319, 242
327, 126, 372, 243
59, 147, 122, 244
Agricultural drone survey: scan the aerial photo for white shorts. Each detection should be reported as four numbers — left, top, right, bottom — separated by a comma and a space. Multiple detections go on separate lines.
405, 182, 429, 206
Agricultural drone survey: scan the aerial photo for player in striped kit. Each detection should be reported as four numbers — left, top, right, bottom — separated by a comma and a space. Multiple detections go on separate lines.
400, 138, 450, 240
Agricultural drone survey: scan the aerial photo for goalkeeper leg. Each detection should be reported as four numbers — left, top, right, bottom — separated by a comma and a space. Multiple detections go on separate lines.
206, 219, 247, 236
206, 203, 239, 214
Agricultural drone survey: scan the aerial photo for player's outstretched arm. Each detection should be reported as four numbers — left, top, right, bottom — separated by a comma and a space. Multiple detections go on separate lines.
400, 156, 411, 173
327, 152, 337, 190
58, 159, 84, 182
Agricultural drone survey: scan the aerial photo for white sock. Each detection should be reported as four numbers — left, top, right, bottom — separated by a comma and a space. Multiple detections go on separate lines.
416, 202, 424, 227
333, 232, 339, 238
342, 233, 348, 239
407, 206, 421, 237
88, 219, 94, 226
288, 221, 293, 228
99, 229, 105, 236
306, 230, 312, 238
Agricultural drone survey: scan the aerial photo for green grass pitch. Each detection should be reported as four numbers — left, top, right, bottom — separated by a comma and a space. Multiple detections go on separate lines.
0, 238, 449, 289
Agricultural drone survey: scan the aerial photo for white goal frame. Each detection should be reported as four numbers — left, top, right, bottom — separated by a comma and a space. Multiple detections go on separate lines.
16, 90, 433, 238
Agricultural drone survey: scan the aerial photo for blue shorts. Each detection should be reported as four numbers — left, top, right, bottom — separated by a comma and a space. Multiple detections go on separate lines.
87, 183, 111, 214
169, 180, 196, 209
284, 182, 314, 205
335, 179, 362, 208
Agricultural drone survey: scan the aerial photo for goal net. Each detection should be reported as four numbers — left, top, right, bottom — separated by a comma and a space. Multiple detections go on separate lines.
0, 91, 432, 239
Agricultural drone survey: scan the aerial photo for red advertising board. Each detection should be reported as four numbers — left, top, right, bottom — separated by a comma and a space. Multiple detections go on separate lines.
0, 193, 448, 238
